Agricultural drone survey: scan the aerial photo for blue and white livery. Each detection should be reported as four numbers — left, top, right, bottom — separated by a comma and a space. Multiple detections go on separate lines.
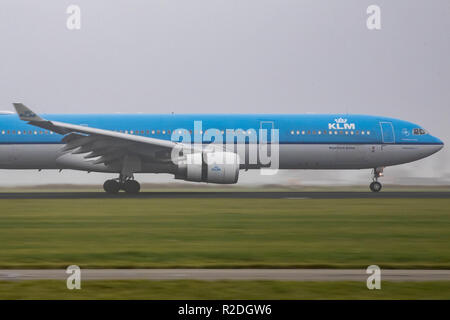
0, 103, 443, 193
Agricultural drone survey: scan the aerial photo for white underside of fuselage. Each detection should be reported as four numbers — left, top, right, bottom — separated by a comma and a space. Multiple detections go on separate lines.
0, 143, 442, 173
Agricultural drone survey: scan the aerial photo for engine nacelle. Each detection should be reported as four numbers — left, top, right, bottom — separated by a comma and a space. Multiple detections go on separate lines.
175, 152, 240, 184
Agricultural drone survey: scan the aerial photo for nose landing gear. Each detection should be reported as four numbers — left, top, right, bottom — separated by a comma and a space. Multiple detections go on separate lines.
369, 167, 384, 192
103, 174, 141, 194
369, 181, 382, 192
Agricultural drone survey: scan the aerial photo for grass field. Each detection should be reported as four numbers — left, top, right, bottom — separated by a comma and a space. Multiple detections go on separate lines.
0, 280, 449, 299
0, 198, 449, 269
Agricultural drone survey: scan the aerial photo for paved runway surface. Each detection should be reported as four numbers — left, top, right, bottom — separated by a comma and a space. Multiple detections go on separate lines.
0, 191, 448, 199
1, 269, 450, 281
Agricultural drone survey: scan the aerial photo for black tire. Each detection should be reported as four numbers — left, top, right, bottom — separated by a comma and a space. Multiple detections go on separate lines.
103, 179, 120, 194
123, 180, 141, 194
370, 181, 382, 192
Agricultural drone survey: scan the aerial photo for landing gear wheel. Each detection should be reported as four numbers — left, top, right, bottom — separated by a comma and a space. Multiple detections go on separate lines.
370, 181, 382, 193
103, 179, 120, 194
123, 180, 141, 194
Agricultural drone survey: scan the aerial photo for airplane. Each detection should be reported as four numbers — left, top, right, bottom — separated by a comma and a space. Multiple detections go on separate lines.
0, 103, 443, 193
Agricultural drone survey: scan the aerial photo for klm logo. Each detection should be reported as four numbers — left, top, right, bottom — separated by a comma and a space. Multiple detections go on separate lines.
211, 166, 222, 172
328, 118, 355, 130
20, 111, 36, 118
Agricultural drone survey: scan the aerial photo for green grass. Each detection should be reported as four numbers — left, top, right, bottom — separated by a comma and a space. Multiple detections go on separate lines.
0, 280, 449, 299
0, 198, 449, 269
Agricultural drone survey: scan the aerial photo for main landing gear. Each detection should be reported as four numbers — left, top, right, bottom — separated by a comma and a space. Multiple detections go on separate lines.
103, 174, 141, 194
369, 167, 383, 192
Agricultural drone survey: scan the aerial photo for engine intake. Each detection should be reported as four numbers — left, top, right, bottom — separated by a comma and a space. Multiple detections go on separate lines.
175, 152, 240, 184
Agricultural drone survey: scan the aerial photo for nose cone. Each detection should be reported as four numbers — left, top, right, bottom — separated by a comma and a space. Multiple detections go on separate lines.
435, 136, 444, 150
430, 136, 444, 155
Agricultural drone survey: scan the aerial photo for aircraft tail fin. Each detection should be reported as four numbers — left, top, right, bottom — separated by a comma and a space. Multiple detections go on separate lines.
13, 103, 44, 122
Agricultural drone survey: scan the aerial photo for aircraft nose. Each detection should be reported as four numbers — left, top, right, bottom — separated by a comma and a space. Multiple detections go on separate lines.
432, 136, 444, 153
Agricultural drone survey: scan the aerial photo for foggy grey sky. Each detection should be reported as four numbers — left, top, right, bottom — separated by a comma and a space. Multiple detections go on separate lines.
0, 0, 449, 186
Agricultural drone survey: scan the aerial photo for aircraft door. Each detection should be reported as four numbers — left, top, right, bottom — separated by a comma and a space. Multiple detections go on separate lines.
380, 122, 395, 144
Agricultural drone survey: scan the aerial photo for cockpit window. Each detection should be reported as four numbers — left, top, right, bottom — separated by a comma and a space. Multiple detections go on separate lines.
413, 128, 427, 135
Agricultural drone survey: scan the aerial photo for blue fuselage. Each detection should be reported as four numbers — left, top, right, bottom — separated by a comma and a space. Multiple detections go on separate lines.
0, 113, 444, 145
0, 113, 444, 173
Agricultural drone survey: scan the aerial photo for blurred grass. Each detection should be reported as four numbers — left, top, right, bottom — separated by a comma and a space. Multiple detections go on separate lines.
0, 280, 449, 299
0, 198, 449, 269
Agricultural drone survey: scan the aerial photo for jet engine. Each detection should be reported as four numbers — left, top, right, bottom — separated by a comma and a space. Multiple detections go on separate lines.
175, 152, 240, 184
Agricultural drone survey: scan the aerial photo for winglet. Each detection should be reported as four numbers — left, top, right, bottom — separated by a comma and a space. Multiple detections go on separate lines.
13, 103, 44, 122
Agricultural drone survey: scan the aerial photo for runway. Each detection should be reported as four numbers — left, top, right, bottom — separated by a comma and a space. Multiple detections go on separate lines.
1, 269, 450, 281
0, 191, 448, 199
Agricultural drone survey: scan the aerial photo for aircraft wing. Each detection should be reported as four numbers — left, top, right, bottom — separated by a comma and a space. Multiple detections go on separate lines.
13, 103, 201, 168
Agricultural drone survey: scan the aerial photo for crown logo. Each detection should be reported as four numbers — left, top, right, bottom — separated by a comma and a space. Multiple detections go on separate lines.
335, 117, 347, 123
